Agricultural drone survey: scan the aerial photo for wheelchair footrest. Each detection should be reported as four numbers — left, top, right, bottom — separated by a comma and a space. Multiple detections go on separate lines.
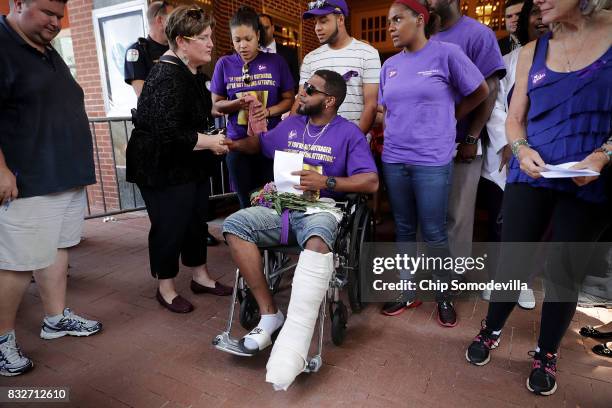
212, 332, 253, 357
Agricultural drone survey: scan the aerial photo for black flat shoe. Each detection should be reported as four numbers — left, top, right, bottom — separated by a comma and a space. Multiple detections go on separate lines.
592, 342, 612, 358
579, 326, 612, 339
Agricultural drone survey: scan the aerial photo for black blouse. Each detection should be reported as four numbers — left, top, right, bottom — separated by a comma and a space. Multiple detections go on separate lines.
126, 56, 216, 187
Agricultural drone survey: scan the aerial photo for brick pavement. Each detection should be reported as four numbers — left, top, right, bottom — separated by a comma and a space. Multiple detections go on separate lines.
3, 212, 611, 407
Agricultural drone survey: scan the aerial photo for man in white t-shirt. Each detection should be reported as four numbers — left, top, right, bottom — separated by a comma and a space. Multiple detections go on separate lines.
292, 0, 381, 135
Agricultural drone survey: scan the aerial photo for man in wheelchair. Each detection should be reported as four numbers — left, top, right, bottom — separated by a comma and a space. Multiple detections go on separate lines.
221, 70, 378, 390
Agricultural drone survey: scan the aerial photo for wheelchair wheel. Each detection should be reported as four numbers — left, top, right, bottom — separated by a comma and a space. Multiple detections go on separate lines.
347, 204, 373, 313
331, 301, 348, 346
239, 291, 260, 331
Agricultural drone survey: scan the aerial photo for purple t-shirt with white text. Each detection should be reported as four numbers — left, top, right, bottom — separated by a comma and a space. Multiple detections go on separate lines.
431, 16, 506, 141
379, 41, 484, 165
259, 115, 377, 198
211, 52, 294, 140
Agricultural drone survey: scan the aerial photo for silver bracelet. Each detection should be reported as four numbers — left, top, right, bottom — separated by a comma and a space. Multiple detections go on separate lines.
511, 138, 530, 157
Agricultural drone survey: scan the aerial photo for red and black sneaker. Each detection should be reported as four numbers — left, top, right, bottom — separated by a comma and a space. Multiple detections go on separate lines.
381, 295, 422, 316
527, 351, 558, 396
466, 320, 501, 366
437, 300, 457, 327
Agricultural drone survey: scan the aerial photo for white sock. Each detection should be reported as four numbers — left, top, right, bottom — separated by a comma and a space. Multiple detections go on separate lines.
266, 250, 334, 391
243, 310, 284, 350
492, 329, 502, 336
535, 346, 540, 353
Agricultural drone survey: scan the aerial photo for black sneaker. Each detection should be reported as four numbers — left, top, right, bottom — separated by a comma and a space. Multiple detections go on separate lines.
381, 295, 422, 316
527, 351, 558, 396
466, 321, 501, 366
437, 300, 457, 327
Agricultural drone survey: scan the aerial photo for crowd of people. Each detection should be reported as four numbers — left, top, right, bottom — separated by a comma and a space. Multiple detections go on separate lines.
1, 0, 611, 399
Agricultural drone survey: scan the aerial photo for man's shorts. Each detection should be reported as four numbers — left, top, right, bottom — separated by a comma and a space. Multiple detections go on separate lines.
223, 206, 339, 250
0, 188, 86, 271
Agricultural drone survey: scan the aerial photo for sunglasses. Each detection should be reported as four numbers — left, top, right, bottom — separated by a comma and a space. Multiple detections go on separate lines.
307, 0, 334, 10
242, 63, 252, 86
185, 7, 206, 20
304, 82, 331, 96
153, 1, 170, 18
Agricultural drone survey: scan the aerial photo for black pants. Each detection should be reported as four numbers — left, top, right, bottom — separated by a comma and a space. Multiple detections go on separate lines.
139, 182, 209, 279
486, 183, 610, 354
226, 150, 273, 209
477, 177, 504, 242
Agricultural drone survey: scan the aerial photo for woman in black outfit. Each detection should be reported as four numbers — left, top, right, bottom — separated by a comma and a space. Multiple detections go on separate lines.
126, 6, 232, 313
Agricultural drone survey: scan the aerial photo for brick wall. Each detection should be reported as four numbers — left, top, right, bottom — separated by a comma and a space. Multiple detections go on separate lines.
67, 0, 120, 212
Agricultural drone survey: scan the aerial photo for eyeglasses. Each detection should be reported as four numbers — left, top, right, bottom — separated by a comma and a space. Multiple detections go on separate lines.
304, 82, 330, 96
307, 0, 334, 10
242, 63, 252, 86
184, 35, 210, 42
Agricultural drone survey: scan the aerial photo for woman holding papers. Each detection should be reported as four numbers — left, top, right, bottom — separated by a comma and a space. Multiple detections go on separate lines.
211, 6, 295, 208
466, 0, 612, 396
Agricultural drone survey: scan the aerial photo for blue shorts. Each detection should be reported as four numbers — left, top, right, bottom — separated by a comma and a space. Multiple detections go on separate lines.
223, 206, 339, 250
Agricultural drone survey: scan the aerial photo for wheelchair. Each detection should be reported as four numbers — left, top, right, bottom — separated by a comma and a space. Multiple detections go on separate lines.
212, 194, 374, 373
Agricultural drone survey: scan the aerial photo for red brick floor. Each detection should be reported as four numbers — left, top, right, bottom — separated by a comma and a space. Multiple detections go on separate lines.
3, 212, 612, 407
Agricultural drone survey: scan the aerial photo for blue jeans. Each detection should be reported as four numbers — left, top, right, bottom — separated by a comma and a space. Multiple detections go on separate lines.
383, 161, 453, 302
223, 206, 339, 251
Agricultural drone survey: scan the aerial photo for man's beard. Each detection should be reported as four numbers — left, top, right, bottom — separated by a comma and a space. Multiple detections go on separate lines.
297, 100, 325, 116
322, 21, 339, 45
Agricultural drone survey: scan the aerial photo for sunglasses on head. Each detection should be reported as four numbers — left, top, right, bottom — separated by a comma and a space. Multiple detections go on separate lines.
185, 7, 206, 20
242, 63, 252, 85
307, 0, 334, 10
304, 82, 331, 96
154, 1, 170, 18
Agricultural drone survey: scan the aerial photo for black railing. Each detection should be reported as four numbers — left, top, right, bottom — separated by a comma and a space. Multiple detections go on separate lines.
86, 117, 235, 219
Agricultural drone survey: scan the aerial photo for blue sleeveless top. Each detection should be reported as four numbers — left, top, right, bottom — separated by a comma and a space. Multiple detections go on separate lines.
506, 32, 612, 203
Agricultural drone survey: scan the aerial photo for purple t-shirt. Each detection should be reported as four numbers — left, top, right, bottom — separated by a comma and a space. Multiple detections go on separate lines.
259, 115, 377, 198
211, 52, 294, 140
431, 16, 506, 141
379, 41, 484, 165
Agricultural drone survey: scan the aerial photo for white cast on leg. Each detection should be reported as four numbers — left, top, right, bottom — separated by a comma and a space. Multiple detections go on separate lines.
265, 249, 334, 390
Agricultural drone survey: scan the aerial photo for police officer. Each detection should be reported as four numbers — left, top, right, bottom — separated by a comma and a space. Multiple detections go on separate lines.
124, 1, 173, 97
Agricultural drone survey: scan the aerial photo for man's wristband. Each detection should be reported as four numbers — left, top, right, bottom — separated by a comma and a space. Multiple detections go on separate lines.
511, 138, 530, 157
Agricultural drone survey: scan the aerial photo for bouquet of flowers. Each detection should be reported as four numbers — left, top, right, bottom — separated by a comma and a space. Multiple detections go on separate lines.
250, 182, 331, 215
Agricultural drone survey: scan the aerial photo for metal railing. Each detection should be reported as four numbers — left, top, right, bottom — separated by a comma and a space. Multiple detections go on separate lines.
86, 116, 235, 219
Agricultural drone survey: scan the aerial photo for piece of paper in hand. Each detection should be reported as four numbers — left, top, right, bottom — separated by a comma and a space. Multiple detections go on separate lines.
540, 162, 600, 179
274, 151, 304, 194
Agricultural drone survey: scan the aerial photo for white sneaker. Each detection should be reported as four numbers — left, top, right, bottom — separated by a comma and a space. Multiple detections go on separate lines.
518, 289, 536, 310
40, 308, 103, 340
0, 331, 33, 376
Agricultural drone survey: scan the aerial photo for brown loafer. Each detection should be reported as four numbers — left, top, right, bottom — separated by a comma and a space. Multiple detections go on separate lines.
190, 280, 233, 296
156, 290, 194, 313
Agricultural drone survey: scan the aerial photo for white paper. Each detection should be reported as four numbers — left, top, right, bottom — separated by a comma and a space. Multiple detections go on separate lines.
540, 162, 600, 179
488, 167, 507, 191
274, 150, 304, 194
